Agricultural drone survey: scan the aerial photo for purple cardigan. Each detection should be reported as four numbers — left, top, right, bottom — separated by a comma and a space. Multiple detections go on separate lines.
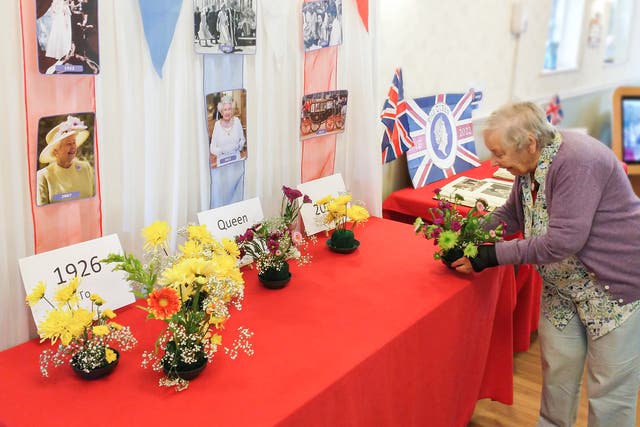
489, 131, 640, 304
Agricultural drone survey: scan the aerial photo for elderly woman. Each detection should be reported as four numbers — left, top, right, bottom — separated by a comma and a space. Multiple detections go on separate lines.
209, 95, 246, 209
453, 102, 640, 426
37, 115, 94, 205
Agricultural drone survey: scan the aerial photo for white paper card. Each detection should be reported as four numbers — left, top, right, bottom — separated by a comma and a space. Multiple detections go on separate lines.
297, 173, 347, 235
197, 197, 264, 240
19, 234, 134, 330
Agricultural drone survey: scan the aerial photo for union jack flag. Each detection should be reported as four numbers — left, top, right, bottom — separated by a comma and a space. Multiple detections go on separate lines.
404, 89, 482, 188
380, 68, 414, 163
545, 94, 564, 125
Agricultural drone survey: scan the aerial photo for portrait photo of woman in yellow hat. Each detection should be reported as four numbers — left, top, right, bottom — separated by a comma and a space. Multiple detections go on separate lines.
36, 113, 96, 206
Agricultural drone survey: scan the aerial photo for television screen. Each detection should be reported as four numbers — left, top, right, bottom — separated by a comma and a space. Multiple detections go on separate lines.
622, 96, 640, 163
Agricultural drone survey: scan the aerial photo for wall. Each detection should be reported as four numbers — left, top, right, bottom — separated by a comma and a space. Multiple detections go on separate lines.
377, 0, 640, 200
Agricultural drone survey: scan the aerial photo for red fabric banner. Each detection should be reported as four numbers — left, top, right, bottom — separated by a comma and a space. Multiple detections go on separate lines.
302, 42, 338, 183
355, 0, 369, 32
20, 0, 102, 253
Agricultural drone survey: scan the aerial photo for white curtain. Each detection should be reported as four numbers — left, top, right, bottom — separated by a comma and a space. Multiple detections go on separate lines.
0, 1, 36, 350
0, 0, 379, 350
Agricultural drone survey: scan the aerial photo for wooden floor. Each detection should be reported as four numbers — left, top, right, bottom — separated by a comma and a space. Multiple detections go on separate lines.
468, 333, 640, 426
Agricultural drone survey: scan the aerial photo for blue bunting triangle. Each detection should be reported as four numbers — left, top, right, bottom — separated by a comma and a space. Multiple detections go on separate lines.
138, 0, 182, 78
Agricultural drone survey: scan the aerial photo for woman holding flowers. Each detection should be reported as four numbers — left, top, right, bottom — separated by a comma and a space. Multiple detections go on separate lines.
454, 102, 640, 427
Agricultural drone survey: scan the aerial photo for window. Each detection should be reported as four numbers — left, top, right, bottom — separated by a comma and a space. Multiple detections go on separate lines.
543, 0, 586, 72
603, 0, 634, 64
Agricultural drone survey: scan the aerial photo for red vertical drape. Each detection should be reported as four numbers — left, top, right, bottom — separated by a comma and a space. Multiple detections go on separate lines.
19, 0, 102, 253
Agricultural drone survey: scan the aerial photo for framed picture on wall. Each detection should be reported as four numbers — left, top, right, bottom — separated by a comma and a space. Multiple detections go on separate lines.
35, 0, 100, 74
302, 0, 342, 52
300, 90, 348, 140
35, 113, 96, 206
194, 0, 257, 55
205, 89, 248, 168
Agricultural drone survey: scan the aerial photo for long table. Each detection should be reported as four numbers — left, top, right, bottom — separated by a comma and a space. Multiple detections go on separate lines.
0, 217, 516, 427
382, 161, 541, 352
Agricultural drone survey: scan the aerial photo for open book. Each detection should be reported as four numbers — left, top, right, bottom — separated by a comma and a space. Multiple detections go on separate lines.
437, 176, 513, 210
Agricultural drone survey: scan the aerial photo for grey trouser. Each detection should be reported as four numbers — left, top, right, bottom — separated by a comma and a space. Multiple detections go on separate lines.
536, 307, 640, 427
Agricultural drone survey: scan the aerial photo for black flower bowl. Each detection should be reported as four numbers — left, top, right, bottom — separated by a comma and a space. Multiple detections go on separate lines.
326, 238, 360, 254
70, 349, 119, 380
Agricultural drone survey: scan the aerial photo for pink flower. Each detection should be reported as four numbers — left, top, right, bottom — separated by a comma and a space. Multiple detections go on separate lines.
476, 201, 486, 213
291, 231, 304, 245
489, 230, 496, 238
451, 220, 461, 231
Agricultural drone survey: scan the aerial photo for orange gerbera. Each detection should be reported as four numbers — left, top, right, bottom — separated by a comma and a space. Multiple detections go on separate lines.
147, 288, 181, 319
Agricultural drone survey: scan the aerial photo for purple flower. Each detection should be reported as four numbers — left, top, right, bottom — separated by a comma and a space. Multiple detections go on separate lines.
451, 220, 461, 231
433, 216, 444, 225
282, 186, 303, 202
267, 238, 280, 252
432, 228, 442, 238
434, 188, 442, 195
303, 195, 312, 204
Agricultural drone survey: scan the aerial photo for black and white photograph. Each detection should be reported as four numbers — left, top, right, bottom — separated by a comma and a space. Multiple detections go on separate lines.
35, 0, 100, 74
449, 177, 484, 192
301, 89, 347, 140
302, 0, 342, 52
194, 0, 256, 55
479, 182, 512, 199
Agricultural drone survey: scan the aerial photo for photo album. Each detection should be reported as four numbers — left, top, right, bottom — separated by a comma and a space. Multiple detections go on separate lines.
437, 176, 513, 210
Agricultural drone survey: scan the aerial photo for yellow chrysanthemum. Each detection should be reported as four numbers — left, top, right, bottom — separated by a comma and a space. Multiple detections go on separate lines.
187, 224, 214, 245
26, 281, 46, 306
102, 309, 117, 319
186, 257, 217, 278
210, 334, 222, 346
333, 194, 352, 207
54, 277, 79, 305
209, 315, 228, 328
159, 262, 194, 287
38, 307, 92, 346
142, 220, 170, 251
110, 322, 123, 330
347, 205, 370, 224
220, 238, 240, 258
105, 348, 117, 364
92, 325, 110, 336
90, 294, 105, 306
315, 195, 334, 206
179, 239, 203, 259
69, 309, 93, 339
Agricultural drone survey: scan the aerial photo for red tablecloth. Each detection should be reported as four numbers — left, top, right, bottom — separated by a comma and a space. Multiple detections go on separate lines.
382, 162, 541, 352
0, 218, 515, 427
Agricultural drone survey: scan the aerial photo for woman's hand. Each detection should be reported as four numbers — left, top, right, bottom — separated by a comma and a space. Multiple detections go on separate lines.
451, 257, 474, 274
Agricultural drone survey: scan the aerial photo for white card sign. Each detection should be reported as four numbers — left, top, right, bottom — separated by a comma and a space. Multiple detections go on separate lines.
197, 197, 264, 240
297, 173, 347, 235
19, 234, 134, 330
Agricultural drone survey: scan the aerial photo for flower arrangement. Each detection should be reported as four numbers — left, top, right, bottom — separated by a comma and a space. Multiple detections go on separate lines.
236, 186, 314, 280
103, 221, 253, 391
413, 189, 505, 264
315, 193, 370, 249
25, 276, 137, 378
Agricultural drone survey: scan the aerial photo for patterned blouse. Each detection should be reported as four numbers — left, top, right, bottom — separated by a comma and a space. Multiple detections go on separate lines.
522, 133, 640, 339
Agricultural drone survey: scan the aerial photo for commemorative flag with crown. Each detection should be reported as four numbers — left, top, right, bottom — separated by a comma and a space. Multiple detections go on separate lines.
404, 89, 482, 188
